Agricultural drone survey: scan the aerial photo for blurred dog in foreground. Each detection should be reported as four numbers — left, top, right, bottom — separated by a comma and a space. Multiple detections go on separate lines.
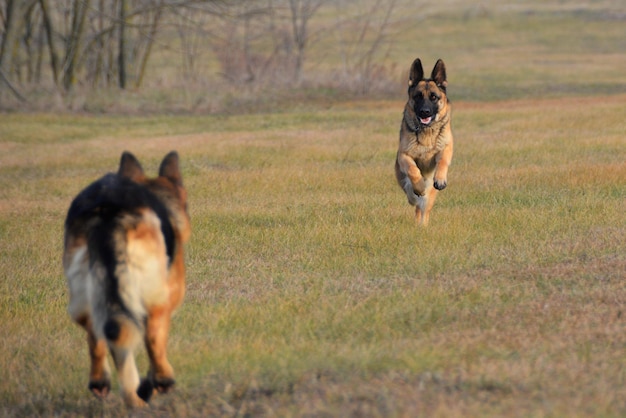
63, 151, 190, 407
395, 58, 454, 226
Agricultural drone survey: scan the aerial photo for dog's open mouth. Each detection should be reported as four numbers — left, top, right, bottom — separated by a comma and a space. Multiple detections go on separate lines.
419, 116, 433, 125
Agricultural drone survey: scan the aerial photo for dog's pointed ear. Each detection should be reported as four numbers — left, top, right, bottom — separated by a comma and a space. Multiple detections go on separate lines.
408, 58, 424, 87
431, 59, 447, 90
159, 151, 183, 186
118, 151, 145, 181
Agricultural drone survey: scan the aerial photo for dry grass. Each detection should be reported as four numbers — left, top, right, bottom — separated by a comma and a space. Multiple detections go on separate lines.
1, 93, 625, 417
1, 1, 626, 416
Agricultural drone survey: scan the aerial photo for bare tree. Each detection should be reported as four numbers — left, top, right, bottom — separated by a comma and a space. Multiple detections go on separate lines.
174, 5, 205, 83
208, 1, 278, 84
134, 0, 163, 88
39, 0, 59, 85
0, 0, 402, 108
207, 0, 326, 86
118, 0, 128, 88
62, 0, 91, 91
334, 0, 398, 94
287, 0, 324, 83
0, 0, 38, 100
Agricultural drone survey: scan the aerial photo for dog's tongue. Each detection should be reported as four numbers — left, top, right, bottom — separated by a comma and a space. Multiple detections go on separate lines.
420, 116, 432, 125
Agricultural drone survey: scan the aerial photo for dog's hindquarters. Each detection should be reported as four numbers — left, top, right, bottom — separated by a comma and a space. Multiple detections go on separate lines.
88, 209, 169, 406
65, 186, 172, 407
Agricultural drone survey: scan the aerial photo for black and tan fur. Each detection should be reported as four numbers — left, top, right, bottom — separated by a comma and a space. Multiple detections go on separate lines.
395, 58, 454, 226
63, 151, 190, 407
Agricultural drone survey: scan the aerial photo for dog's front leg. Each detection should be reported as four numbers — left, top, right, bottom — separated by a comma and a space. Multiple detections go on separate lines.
396, 153, 426, 204
434, 140, 453, 190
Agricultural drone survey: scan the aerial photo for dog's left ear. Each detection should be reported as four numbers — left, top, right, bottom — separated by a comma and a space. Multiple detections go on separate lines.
431, 59, 447, 90
118, 151, 145, 182
159, 151, 183, 186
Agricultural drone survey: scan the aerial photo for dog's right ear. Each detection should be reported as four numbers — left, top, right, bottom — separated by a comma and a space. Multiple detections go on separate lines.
118, 151, 145, 182
159, 151, 183, 187
408, 58, 424, 87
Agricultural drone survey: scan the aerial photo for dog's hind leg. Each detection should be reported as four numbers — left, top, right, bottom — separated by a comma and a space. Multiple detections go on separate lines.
109, 345, 147, 407
144, 307, 176, 393
414, 195, 428, 225
85, 321, 112, 398
65, 247, 112, 399
420, 188, 439, 226
73, 315, 112, 398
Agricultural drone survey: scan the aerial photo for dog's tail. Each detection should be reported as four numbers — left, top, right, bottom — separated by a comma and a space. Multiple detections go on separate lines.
90, 206, 171, 351
89, 211, 148, 350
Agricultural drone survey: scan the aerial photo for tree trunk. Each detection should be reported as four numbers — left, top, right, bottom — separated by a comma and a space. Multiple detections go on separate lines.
63, 0, 91, 91
118, 0, 128, 89
39, 0, 59, 85
0, 0, 37, 100
135, 1, 163, 89
288, 0, 324, 84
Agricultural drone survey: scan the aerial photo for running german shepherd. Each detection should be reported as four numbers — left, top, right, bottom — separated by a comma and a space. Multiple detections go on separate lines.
63, 151, 191, 407
395, 58, 454, 226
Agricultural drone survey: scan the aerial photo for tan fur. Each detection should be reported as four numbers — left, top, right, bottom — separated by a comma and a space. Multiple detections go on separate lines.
395, 58, 454, 226
63, 151, 190, 408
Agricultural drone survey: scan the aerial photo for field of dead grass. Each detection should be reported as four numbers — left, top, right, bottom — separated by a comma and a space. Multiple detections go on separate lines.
1, 1, 626, 416
0, 93, 625, 417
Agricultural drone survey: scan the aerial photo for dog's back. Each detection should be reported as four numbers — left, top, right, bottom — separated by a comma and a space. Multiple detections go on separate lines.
63, 151, 190, 407
65, 171, 173, 340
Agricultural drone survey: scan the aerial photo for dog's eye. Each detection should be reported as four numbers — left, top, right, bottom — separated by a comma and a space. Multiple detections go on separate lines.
430, 93, 438, 102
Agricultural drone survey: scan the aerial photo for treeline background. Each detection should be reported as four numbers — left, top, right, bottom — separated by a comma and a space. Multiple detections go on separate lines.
1, 0, 625, 113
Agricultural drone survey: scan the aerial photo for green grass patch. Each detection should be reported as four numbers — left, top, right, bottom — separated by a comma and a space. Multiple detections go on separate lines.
1, 92, 625, 416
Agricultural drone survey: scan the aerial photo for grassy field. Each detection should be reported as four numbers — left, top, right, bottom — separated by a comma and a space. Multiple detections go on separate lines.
1, 95, 625, 417
1, 2, 626, 417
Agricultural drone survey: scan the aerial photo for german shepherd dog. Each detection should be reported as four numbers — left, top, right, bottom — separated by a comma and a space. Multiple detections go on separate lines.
395, 58, 454, 226
63, 151, 191, 407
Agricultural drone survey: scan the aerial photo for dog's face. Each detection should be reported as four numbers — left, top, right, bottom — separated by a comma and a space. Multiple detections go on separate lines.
406, 58, 449, 129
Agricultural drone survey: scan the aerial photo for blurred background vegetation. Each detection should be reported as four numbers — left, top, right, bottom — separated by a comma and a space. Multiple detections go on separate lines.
0, 0, 625, 113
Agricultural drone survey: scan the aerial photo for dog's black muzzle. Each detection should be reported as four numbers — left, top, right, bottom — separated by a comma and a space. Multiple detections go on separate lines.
416, 105, 436, 126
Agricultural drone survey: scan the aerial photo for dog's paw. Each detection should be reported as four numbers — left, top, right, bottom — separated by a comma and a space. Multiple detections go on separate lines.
154, 377, 176, 394
123, 391, 149, 408
433, 178, 447, 190
413, 179, 426, 196
88, 379, 111, 399
407, 193, 427, 210
137, 378, 155, 403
